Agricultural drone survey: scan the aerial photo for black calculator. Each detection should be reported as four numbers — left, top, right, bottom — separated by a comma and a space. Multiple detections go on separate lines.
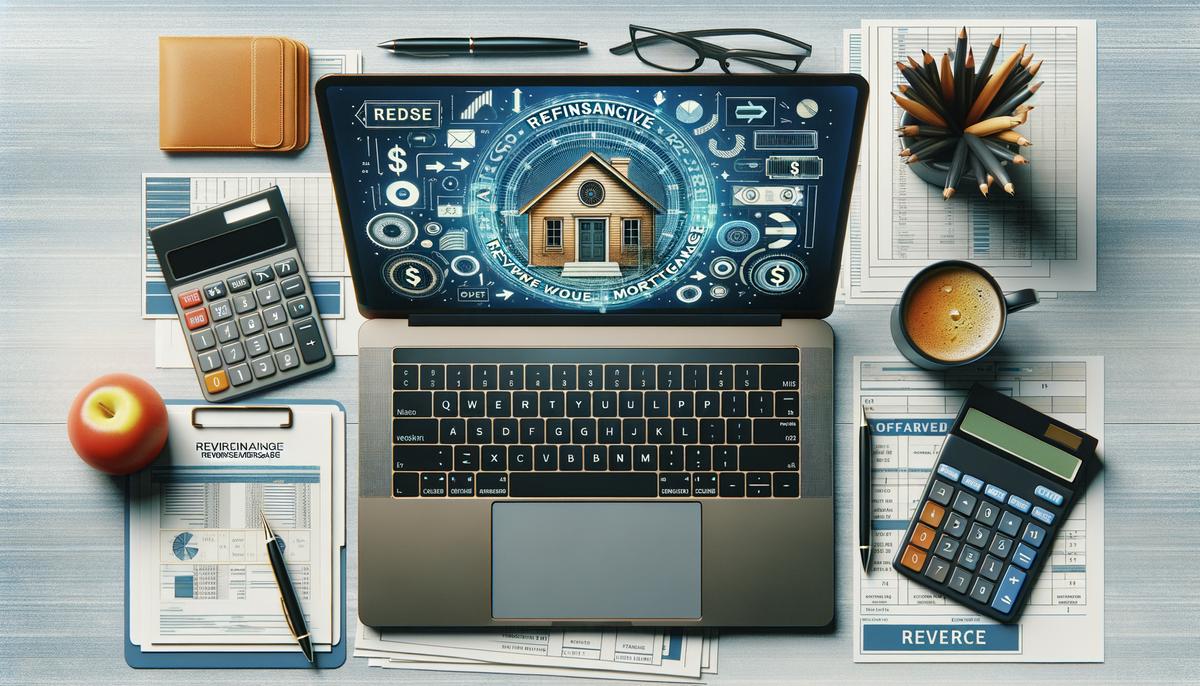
150, 187, 334, 402
892, 384, 1100, 623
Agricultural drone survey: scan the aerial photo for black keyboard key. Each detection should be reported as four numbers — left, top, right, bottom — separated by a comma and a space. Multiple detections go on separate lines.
683, 364, 707, 390
393, 364, 419, 390
511, 473, 656, 497
534, 445, 557, 470
527, 365, 551, 390
633, 446, 657, 471
773, 472, 800, 497
721, 391, 747, 417
547, 418, 571, 444
598, 418, 621, 444
520, 418, 545, 444
552, 364, 576, 389
714, 446, 737, 471
657, 365, 682, 390
670, 391, 694, 417
448, 472, 475, 496
622, 418, 645, 444
293, 317, 326, 363
572, 418, 596, 444
619, 391, 643, 417
754, 418, 799, 444
494, 418, 518, 444
482, 445, 506, 471
394, 419, 438, 444
540, 391, 565, 417
499, 364, 523, 389
708, 365, 733, 390
473, 364, 497, 390
608, 445, 632, 471
566, 392, 591, 417
695, 391, 720, 417
394, 391, 432, 417
700, 419, 725, 444
748, 391, 773, 417
585, 446, 606, 471
673, 418, 698, 444
645, 392, 669, 417
659, 446, 684, 471
686, 445, 712, 471
647, 418, 671, 444
693, 472, 719, 497
719, 472, 746, 497
659, 473, 691, 497
420, 364, 445, 389
394, 445, 451, 471
739, 446, 800, 471
509, 445, 533, 471
579, 364, 602, 389
487, 391, 511, 417
604, 364, 629, 390
593, 391, 617, 417
762, 365, 798, 390
513, 391, 539, 417
727, 419, 752, 444
747, 472, 772, 497
440, 418, 465, 444
776, 391, 799, 417
476, 473, 509, 497
454, 445, 479, 471
631, 365, 656, 389
559, 445, 583, 470
433, 391, 458, 417
421, 473, 447, 497
446, 364, 471, 389
467, 418, 491, 444
735, 365, 759, 390
460, 392, 486, 417
393, 473, 419, 497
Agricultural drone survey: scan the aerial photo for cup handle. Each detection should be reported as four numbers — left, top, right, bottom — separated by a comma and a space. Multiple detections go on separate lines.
1004, 288, 1039, 314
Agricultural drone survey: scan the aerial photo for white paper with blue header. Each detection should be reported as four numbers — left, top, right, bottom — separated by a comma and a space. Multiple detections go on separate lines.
853, 357, 1102, 662
128, 404, 344, 653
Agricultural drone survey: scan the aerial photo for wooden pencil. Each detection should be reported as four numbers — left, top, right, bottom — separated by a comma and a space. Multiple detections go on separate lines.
966, 44, 1026, 124
901, 135, 954, 157
964, 116, 1024, 136
944, 137, 969, 199
892, 92, 949, 128
984, 82, 1042, 120
897, 124, 951, 137
980, 137, 1028, 164
974, 34, 1002, 100
990, 129, 1032, 146
963, 48, 976, 117
905, 136, 957, 163
964, 133, 1014, 195
940, 52, 955, 103
921, 50, 940, 91
970, 153, 989, 196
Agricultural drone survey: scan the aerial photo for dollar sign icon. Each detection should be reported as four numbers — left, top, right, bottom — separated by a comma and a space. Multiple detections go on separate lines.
387, 145, 408, 175
789, 161, 800, 176
768, 264, 788, 286
404, 265, 422, 287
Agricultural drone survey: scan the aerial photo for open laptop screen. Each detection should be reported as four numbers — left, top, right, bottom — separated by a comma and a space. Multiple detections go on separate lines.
317, 74, 866, 318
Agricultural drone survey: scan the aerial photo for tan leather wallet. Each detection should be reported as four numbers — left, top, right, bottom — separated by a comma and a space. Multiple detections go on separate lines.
159, 36, 309, 152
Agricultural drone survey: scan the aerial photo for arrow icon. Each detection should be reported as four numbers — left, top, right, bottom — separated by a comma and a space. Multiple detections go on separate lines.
690, 271, 707, 281
452, 158, 470, 170
475, 189, 492, 201
497, 290, 513, 301
734, 102, 768, 122
512, 88, 523, 113
424, 161, 446, 173
653, 90, 666, 106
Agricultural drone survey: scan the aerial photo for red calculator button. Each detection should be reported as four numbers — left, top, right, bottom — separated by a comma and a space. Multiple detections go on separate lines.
178, 289, 203, 308
184, 307, 210, 330
204, 370, 229, 394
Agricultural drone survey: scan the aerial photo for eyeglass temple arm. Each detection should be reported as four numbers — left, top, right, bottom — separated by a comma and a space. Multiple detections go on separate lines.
610, 28, 812, 56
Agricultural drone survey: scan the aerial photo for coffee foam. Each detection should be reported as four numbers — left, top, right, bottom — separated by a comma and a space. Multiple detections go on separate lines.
903, 267, 1003, 363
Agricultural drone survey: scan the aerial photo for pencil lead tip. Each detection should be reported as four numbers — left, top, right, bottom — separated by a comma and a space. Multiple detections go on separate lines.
1004, 183, 1016, 195
1030, 81, 1044, 92
1013, 155, 1028, 164
993, 35, 1003, 46
943, 188, 955, 199
959, 26, 968, 38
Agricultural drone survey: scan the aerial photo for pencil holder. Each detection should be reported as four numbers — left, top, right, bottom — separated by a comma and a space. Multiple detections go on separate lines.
892, 28, 1039, 199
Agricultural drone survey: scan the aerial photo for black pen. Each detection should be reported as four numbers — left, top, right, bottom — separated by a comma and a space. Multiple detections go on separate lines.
377, 36, 588, 57
262, 512, 314, 663
859, 404, 873, 571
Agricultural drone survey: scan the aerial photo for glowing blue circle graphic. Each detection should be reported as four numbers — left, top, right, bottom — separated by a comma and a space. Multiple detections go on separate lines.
716, 220, 760, 253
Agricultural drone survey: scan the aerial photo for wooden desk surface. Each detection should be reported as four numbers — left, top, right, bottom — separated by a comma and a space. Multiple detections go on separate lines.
2, 0, 1198, 683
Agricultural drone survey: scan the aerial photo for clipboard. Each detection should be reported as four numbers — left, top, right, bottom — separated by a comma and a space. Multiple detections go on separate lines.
124, 399, 346, 669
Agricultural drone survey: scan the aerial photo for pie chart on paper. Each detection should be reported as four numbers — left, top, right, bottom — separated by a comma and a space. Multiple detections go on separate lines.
675, 100, 704, 124
172, 532, 199, 560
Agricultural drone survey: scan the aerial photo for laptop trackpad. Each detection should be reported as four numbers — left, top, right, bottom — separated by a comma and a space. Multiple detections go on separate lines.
492, 502, 701, 619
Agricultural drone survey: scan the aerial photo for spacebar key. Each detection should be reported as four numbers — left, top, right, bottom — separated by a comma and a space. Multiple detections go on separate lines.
509, 473, 657, 497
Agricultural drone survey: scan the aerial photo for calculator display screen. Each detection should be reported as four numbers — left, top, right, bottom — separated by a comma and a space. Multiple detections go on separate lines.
166, 218, 286, 280
961, 408, 1081, 481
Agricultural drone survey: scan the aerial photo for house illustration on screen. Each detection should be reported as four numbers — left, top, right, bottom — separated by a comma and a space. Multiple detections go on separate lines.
518, 151, 664, 278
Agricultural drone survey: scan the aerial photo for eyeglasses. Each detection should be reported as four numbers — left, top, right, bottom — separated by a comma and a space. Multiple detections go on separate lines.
610, 25, 812, 74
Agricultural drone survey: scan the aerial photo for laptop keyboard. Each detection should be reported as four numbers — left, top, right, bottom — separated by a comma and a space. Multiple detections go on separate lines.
390, 348, 802, 498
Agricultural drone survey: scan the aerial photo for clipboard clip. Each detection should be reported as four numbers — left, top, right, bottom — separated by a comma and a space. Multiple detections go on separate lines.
191, 406, 294, 429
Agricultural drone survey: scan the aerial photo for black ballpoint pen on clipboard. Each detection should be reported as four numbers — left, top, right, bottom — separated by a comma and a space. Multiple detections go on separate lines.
860, 404, 873, 571
262, 511, 314, 663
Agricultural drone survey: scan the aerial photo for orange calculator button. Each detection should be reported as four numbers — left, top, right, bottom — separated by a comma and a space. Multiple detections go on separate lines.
911, 523, 937, 549
184, 307, 209, 330
900, 544, 928, 573
178, 289, 203, 308
204, 370, 229, 394
919, 501, 945, 528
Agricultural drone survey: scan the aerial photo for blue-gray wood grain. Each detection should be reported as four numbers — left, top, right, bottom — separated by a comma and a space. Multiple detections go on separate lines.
1, 0, 1197, 683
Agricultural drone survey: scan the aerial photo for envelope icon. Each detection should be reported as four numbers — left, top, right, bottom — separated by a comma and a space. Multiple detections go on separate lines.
447, 129, 476, 148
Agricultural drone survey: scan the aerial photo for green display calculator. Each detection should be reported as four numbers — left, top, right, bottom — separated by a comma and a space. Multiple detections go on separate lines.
892, 384, 1100, 623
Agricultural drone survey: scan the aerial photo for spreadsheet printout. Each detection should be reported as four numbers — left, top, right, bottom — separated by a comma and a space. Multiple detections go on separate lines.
852, 357, 1103, 662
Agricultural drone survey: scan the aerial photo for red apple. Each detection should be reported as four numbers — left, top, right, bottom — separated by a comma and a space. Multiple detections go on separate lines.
67, 373, 169, 475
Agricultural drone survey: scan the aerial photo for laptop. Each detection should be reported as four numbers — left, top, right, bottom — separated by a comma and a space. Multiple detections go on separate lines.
317, 74, 866, 627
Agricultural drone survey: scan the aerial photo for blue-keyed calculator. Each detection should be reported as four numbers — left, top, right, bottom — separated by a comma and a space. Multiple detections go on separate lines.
892, 384, 1100, 623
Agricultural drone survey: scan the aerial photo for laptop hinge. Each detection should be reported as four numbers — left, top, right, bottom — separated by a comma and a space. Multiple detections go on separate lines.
407, 313, 784, 327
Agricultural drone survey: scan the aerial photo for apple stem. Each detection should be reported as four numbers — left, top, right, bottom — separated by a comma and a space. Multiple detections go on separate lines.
98, 401, 116, 418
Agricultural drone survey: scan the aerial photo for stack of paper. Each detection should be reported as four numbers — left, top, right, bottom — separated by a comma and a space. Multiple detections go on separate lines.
128, 405, 345, 659
354, 622, 717, 682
